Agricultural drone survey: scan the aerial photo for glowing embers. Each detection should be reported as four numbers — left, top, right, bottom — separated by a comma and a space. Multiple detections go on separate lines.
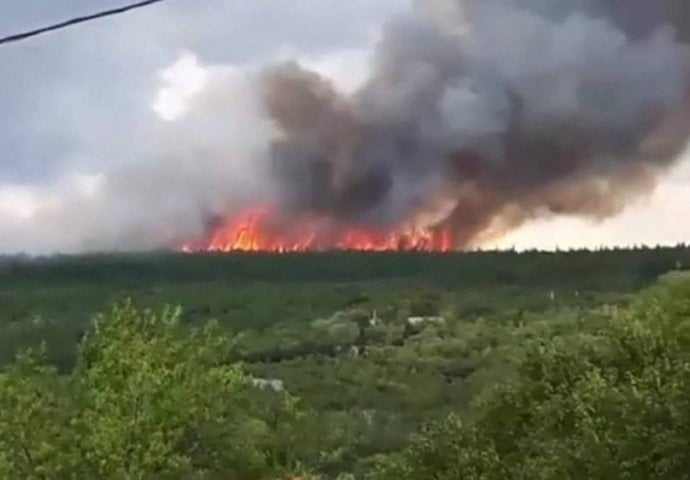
181, 205, 455, 253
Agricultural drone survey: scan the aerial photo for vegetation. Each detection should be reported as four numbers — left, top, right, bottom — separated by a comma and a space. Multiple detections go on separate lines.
0, 247, 688, 478
369, 273, 690, 480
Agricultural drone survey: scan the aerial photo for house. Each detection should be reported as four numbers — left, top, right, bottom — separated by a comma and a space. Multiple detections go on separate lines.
406, 316, 445, 328
251, 377, 285, 393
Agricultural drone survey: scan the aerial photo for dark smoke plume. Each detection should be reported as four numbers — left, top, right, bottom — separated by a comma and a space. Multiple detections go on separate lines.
4, 0, 689, 254
259, 0, 690, 247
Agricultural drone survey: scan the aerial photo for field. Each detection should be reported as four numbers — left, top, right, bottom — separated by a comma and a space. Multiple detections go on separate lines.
1, 247, 689, 478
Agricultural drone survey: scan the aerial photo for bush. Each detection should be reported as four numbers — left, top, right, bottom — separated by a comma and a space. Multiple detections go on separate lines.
0, 301, 271, 479
370, 275, 690, 480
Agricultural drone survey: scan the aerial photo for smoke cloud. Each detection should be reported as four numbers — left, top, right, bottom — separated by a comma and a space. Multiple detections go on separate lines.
3, 0, 690, 253
259, 0, 690, 246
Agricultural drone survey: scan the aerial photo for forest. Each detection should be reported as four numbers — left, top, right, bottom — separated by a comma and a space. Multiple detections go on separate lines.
0, 246, 689, 479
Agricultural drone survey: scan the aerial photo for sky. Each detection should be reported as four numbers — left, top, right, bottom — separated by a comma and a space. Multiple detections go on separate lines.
0, 0, 688, 253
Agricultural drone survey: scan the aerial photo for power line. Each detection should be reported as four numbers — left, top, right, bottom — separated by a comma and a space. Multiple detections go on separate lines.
0, 0, 169, 46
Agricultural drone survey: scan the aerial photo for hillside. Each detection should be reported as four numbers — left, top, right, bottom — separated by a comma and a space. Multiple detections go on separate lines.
0, 247, 688, 478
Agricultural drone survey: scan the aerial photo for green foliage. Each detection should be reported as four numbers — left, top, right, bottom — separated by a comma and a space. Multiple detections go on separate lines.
367, 416, 503, 480
0, 348, 82, 479
371, 275, 690, 480
1, 248, 667, 367
0, 252, 688, 479
76, 301, 263, 479
0, 302, 273, 480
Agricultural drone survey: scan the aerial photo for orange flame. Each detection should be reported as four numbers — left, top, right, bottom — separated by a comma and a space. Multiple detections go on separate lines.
181, 206, 455, 253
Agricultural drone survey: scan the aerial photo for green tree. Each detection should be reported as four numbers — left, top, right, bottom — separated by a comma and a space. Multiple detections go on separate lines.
76, 300, 266, 479
0, 348, 83, 480
371, 275, 690, 480
0, 301, 273, 480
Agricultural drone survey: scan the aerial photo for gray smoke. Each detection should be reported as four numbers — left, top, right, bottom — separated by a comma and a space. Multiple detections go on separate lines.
3, 0, 690, 253
257, 0, 690, 247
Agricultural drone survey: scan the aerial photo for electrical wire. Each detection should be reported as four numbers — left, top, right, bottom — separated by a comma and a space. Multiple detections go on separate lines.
0, 0, 169, 46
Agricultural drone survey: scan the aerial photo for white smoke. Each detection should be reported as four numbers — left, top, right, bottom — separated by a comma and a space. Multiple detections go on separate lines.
0, 48, 371, 254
